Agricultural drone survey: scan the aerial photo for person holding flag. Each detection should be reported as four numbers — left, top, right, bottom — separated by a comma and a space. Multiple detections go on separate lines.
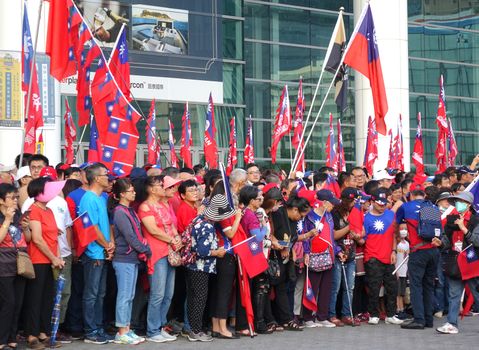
302, 189, 339, 328
437, 191, 479, 334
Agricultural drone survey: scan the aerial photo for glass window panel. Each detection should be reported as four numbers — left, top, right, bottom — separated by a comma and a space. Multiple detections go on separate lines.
223, 63, 244, 105
223, 19, 243, 60
222, 0, 243, 17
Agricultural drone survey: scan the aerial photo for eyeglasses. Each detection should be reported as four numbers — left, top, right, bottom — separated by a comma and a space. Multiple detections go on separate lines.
186, 188, 199, 192
255, 196, 264, 201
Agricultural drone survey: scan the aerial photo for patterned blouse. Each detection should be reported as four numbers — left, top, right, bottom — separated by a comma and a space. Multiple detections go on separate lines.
187, 215, 218, 274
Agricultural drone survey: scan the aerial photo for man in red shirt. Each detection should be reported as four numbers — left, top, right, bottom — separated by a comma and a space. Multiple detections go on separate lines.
364, 189, 403, 325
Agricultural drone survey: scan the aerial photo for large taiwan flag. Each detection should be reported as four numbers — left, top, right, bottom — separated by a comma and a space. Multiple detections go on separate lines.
344, 4, 388, 135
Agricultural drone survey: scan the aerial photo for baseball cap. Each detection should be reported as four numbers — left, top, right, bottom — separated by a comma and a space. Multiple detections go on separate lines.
79, 162, 93, 170
129, 167, 147, 181
316, 189, 341, 206
39, 166, 58, 180
341, 187, 361, 200
298, 188, 319, 208
359, 192, 371, 203
373, 169, 395, 181
371, 188, 389, 205
15, 166, 31, 181
458, 166, 477, 175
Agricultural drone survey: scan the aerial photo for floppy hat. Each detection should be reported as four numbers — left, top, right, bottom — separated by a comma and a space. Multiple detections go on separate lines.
203, 194, 237, 221
15, 166, 31, 181
316, 189, 341, 206
449, 191, 474, 205
373, 169, 395, 181
163, 175, 182, 189
36, 180, 66, 203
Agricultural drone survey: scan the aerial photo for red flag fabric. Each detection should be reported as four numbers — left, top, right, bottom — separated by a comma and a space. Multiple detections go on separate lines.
363, 116, 378, 176
146, 100, 160, 166
203, 93, 218, 168
457, 246, 479, 280
387, 129, 396, 169
436, 75, 448, 173
226, 117, 238, 176
244, 114, 255, 165
348, 201, 364, 235
447, 118, 458, 167
270, 85, 291, 163
324, 174, 342, 199
91, 57, 116, 109
107, 25, 131, 100
72, 212, 98, 257
302, 272, 318, 312
292, 79, 305, 172
87, 117, 101, 163
337, 119, 346, 172
412, 112, 425, 175
234, 235, 268, 278
325, 113, 338, 172
237, 257, 255, 332
344, 4, 388, 135
461, 285, 474, 319
46, 0, 77, 81
396, 115, 404, 171
180, 103, 193, 168
168, 119, 179, 168
64, 98, 76, 164
22, 4, 44, 153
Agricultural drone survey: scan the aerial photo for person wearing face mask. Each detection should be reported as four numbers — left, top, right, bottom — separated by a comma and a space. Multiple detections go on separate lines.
395, 228, 410, 320
436, 192, 479, 334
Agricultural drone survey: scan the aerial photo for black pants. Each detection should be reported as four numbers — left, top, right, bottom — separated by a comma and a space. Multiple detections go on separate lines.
365, 258, 397, 318
186, 270, 209, 333
352, 275, 369, 315
24, 264, 55, 337
0, 275, 26, 344
271, 261, 293, 325
168, 266, 187, 322
63, 260, 83, 333
211, 254, 236, 319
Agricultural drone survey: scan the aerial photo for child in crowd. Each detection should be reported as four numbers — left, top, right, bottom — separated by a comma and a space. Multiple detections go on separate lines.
396, 228, 410, 320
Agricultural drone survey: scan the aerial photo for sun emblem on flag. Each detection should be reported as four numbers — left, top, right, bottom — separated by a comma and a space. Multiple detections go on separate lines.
467, 249, 475, 259
83, 216, 89, 225
306, 287, 313, 297
373, 219, 384, 232
249, 241, 259, 251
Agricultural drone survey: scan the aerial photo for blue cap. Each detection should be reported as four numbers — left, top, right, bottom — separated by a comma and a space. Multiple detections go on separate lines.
129, 167, 147, 180
316, 189, 341, 206
79, 162, 93, 170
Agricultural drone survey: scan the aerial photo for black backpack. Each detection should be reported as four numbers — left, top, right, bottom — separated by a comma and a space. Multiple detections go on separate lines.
417, 201, 443, 242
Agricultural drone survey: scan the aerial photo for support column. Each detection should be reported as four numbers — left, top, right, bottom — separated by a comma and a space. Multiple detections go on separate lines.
353, 0, 410, 172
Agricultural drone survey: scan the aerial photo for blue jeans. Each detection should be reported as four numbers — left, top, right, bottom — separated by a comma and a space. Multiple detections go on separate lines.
446, 277, 479, 327
147, 257, 175, 337
408, 248, 439, 325
434, 254, 449, 313
328, 258, 355, 318
113, 262, 138, 327
82, 256, 107, 335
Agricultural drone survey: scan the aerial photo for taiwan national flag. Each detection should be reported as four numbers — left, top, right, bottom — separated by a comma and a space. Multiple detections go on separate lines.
108, 24, 131, 100
234, 235, 268, 278
270, 85, 291, 164
64, 98, 76, 164
457, 246, 479, 280
88, 117, 101, 162
412, 112, 424, 175
168, 119, 179, 168
203, 93, 218, 168
302, 273, 318, 312
363, 115, 378, 176
337, 119, 346, 172
292, 78, 305, 172
72, 212, 98, 257
325, 113, 338, 172
344, 4, 388, 135
180, 102, 193, 168
244, 114, 255, 165
226, 117, 238, 176
146, 99, 160, 166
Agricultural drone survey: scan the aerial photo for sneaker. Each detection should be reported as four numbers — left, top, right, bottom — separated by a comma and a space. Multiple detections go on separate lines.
84, 333, 108, 345
304, 321, 320, 328
397, 311, 412, 321
368, 317, 380, 325
436, 322, 459, 334
160, 329, 177, 342
146, 334, 169, 343
434, 311, 443, 318
97, 330, 115, 343
114, 333, 140, 345
315, 320, 336, 328
187, 332, 213, 342
385, 316, 404, 325
126, 331, 145, 343
69, 332, 84, 341
56, 333, 73, 344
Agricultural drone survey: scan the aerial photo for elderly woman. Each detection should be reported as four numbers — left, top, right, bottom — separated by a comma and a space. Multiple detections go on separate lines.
24, 178, 66, 349
186, 194, 231, 342
0, 184, 30, 350
138, 175, 181, 343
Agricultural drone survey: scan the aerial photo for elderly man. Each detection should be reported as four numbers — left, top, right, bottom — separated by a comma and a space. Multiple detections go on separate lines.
0, 164, 15, 184
229, 168, 247, 207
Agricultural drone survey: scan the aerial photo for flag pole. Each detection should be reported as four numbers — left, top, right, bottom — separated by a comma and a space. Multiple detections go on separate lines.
290, 7, 344, 175
19, 0, 44, 169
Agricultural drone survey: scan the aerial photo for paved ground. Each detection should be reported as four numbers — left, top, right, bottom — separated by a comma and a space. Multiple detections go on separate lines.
54, 316, 479, 350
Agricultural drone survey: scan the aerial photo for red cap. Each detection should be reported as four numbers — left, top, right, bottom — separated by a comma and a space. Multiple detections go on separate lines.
40, 166, 58, 180
262, 183, 279, 194
297, 188, 319, 208
59, 164, 70, 171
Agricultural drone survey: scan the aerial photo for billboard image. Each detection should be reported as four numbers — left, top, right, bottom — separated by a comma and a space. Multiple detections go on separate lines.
132, 4, 188, 55
76, 0, 130, 47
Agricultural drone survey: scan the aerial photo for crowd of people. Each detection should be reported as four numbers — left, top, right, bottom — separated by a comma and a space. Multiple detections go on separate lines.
0, 154, 479, 349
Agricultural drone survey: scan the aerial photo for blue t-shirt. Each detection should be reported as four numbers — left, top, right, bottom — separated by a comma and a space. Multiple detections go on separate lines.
79, 190, 110, 259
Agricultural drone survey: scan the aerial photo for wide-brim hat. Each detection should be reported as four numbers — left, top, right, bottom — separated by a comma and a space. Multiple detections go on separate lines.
35, 180, 66, 203
203, 194, 237, 221
373, 169, 395, 181
163, 175, 182, 189
449, 191, 474, 205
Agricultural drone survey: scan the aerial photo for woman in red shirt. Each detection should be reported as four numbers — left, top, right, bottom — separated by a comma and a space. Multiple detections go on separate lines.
24, 178, 66, 349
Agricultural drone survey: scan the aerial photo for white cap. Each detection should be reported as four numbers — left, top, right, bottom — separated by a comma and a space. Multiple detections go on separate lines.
0, 164, 15, 172
15, 166, 31, 181
373, 169, 395, 181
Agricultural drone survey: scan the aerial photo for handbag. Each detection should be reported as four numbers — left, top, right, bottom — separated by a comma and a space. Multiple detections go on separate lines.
10, 229, 35, 279
265, 254, 281, 285
167, 237, 182, 267
309, 249, 333, 272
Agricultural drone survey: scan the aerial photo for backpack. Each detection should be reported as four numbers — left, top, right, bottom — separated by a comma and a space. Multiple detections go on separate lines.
417, 201, 443, 242
179, 217, 205, 266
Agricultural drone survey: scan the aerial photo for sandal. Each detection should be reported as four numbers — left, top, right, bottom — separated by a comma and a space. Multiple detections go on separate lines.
274, 325, 284, 332
283, 320, 303, 331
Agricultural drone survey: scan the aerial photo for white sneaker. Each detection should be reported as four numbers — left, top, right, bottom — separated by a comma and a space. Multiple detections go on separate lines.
160, 329, 177, 342
368, 317, 380, 325
436, 322, 459, 334
385, 316, 404, 325
147, 334, 169, 343
434, 311, 443, 318
304, 321, 320, 328
316, 320, 336, 328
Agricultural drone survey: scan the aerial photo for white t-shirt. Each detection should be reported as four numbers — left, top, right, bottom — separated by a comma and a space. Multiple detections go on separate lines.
395, 239, 410, 277
22, 196, 73, 258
